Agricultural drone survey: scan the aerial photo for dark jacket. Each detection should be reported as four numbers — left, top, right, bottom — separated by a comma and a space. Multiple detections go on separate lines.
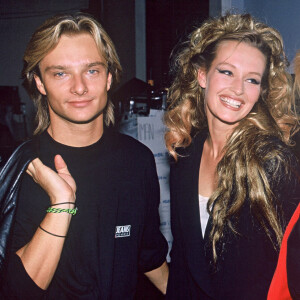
166, 132, 300, 300
0, 139, 37, 274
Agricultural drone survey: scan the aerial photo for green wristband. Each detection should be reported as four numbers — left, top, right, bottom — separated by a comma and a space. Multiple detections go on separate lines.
46, 207, 78, 216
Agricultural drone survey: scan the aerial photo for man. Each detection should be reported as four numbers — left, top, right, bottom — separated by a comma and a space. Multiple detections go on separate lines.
0, 13, 168, 299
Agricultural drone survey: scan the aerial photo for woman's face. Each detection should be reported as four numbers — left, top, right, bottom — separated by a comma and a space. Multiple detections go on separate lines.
198, 40, 266, 127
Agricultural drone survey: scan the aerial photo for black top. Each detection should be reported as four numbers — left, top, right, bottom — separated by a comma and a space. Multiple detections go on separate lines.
166, 132, 300, 300
2, 129, 167, 299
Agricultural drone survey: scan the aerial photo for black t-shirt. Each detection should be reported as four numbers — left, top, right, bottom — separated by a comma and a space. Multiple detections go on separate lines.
2, 129, 167, 299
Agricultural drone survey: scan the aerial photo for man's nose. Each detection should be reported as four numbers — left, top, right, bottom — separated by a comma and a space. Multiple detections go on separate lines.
70, 74, 88, 96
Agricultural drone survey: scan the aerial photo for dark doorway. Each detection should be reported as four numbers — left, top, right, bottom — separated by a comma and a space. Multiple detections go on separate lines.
146, 0, 209, 88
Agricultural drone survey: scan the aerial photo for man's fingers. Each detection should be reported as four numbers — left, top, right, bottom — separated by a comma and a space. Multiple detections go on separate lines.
54, 155, 70, 175
26, 169, 33, 177
26, 158, 43, 176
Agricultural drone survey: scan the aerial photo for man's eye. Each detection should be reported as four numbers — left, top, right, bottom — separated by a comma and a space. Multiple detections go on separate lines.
88, 69, 99, 75
54, 72, 65, 77
217, 69, 232, 76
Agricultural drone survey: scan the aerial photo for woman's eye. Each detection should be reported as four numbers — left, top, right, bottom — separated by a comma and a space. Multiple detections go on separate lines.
247, 78, 261, 85
217, 69, 232, 76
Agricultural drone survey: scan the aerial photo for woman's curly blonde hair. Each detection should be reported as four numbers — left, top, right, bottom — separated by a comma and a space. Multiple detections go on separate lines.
165, 13, 299, 262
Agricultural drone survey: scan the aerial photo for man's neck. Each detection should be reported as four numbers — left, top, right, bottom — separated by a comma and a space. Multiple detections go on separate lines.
47, 119, 104, 147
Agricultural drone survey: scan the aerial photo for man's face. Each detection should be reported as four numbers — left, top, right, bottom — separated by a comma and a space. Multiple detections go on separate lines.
34, 33, 112, 126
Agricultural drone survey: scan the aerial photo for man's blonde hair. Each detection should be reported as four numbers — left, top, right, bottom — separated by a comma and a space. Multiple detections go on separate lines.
23, 13, 122, 134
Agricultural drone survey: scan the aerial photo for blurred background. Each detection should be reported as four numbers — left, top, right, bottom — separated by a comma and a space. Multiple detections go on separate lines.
1, 0, 300, 155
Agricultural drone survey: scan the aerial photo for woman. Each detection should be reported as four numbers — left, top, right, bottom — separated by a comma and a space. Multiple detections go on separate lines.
165, 13, 300, 300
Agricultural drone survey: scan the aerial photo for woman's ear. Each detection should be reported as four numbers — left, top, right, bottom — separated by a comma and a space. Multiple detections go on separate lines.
197, 68, 207, 88
34, 74, 47, 95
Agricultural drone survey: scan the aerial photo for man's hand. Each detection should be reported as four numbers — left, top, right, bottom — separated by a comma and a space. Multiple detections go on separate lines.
26, 155, 76, 204
144, 261, 169, 294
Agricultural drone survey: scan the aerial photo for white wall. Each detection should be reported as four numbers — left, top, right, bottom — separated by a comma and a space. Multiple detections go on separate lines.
210, 0, 300, 72
135, 0, 146, 82
244, 0, 300, 72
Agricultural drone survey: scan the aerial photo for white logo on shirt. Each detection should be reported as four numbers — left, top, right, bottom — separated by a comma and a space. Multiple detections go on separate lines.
115, 225, 131, 238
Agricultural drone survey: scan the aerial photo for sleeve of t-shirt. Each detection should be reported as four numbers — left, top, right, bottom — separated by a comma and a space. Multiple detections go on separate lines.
1, 254, 45, 299
138, 153, 168, 273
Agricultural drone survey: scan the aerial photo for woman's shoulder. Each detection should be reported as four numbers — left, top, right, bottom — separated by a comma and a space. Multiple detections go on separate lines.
257, 135, 299, 175
175, 130, 208, 157
260, 135, 300, 214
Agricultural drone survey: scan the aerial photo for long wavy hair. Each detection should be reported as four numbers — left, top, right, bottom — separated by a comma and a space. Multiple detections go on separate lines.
23, 13, 122, 135
165, 13, 299, 262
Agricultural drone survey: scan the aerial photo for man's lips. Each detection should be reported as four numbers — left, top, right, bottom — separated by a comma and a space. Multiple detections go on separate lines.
67, 99, 93, 108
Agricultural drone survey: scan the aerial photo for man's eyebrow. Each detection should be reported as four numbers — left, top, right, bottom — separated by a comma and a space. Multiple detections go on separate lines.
44, 65, 66, 72
44, 61, 107, 72
88, 62, 107, 68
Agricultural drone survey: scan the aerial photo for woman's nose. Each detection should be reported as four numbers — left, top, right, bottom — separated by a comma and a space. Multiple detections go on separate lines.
230, 77, 244, 95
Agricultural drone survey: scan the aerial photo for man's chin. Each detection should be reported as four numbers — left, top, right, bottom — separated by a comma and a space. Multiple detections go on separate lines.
51, 111, 104, 125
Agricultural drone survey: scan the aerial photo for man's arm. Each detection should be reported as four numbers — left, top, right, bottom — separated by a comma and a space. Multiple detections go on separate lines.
139, 151, 169, 294
144, 261, 169, 294
16, 155, 76, 290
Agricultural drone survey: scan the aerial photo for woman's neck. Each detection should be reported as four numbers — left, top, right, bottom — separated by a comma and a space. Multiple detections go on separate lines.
206, 128, 232, 159
206, 116, 237, 159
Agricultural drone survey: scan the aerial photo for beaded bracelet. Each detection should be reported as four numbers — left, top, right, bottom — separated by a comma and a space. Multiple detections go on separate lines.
39, 225, 66, 238
46, 207, 78, 216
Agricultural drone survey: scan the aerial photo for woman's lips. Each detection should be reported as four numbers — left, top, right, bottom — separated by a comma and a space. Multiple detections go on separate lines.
220, 96, 243, 109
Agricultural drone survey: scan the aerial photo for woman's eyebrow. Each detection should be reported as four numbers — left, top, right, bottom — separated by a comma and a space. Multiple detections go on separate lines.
216, 62, 263, 77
